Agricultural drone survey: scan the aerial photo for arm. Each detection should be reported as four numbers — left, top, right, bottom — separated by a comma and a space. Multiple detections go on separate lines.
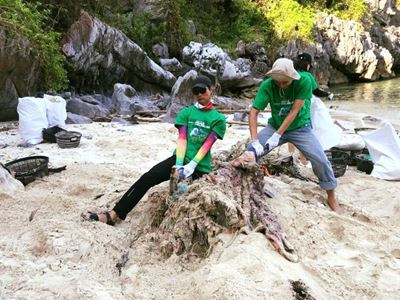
180, 131, 219, 178
192, 131, 219, 163
313, 88, 329, 97
249, 107, 260, 140
276, 99, 305, 135
175, 125, 187, 166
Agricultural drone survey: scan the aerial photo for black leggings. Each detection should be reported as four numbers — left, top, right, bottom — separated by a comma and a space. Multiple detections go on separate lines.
113, 155, 206, 220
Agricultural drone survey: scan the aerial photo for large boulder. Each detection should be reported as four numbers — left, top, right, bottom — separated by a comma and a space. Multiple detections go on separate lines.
0, 29, 41, 121
182, 42, 260, 91
61, 11, 176, 93
315, 13, 394, 81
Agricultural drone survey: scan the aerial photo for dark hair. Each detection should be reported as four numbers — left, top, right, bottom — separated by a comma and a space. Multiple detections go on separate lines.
294, 53, 312, 71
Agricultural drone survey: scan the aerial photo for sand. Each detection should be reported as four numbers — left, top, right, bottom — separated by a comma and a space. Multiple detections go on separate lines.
0, 109, 399, 299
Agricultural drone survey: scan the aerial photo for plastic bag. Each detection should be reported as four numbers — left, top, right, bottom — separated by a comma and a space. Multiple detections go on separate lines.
0, 164, 24, 195
44, 94, 67, 129
362, 123, 400, 180
17, 97, 48, 145
310, 96, 342, 150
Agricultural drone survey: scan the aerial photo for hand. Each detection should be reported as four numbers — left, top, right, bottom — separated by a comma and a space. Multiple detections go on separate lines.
250, 139, 264, 157
265, 132, 281, 150
328, 93, 334, 101
180, 160, 197, 179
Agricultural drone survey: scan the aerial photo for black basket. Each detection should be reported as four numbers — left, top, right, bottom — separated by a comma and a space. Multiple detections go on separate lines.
325, 148, 349, 178
55, 131, 82, 148
42, 126, 67, 143
5, 156, 49, 185
355, 153, 374, 174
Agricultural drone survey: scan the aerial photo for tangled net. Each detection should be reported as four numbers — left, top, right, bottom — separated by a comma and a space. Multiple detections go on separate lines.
147, 141, 299, 262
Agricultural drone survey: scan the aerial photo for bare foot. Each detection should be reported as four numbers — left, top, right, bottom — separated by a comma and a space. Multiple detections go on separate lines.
327, 190, 344, 214
81, 210, 118, 225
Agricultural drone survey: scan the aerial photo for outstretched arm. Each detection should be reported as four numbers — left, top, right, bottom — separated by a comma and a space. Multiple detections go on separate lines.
175, 126, 187, 166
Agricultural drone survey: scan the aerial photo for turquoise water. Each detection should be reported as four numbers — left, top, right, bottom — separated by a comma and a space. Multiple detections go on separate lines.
329, 78, 400, 128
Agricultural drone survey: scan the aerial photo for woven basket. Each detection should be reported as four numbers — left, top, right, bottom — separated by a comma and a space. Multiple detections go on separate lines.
5, 156, 49, 185
55, 131, 82, 148
325, 148, 349, 178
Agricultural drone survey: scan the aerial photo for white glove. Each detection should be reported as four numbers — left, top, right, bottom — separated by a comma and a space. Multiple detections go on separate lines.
250, 139, 264, 157
265, 132, 281, 150
180, 160, 197, 179
328, 93, 334, 101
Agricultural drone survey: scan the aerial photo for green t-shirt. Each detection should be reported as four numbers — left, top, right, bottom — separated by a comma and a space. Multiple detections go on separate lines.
174, 106, 226, 173
252, 74, 313, 131
299, 71, 318, 91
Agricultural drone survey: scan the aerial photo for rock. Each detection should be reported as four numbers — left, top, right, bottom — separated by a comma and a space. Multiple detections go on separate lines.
62, 11, 176, 93
0, 29, 41, 121
152, 42, 169, 59
66, 96, 110, 118
66, 112, 93, 124
112, 83, 137, 115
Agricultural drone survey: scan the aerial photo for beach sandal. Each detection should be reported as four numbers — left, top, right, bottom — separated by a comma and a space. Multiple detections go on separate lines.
82, 211, 115, 226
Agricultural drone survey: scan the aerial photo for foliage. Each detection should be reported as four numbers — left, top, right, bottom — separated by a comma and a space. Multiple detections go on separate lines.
0, 0, 68, 91
257, 0, 316, 42
181, 0, 274, 52
160, 0, 189, 59
327, 0, 368, 22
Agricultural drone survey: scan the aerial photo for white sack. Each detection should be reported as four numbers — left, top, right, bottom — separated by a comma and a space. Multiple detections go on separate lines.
335, 133, 366, 150
17, 97, 48, 145
362, 123, 400, 180
310, 96, 343, 150
44, 94, 67, 128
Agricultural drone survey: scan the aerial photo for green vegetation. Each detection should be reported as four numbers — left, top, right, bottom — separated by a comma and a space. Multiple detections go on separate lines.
180, 0, 274, 51
0, 0, 68, 91
327, 0, 368, 22
258, 0, 316, 42
0, 0, 371, 91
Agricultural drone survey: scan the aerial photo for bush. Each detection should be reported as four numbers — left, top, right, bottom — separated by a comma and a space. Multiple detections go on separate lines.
0, 0, 68, 91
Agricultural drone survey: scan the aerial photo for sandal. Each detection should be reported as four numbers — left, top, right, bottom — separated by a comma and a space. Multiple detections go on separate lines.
81, 211, 115, 226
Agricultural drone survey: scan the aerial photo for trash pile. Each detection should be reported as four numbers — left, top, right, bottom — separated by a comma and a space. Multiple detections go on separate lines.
147, 143, 298, 262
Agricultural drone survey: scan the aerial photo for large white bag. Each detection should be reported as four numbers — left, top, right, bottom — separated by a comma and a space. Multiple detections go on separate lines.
361, 123, 400, 180
44, 94, 67, 128
310, 96, 343, 150
17, 97, 48, 145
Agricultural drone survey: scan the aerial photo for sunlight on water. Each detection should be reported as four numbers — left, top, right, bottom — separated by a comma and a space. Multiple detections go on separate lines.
329, 78, 400, 128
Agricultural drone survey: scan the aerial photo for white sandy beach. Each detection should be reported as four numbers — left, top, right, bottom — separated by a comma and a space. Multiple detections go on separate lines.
0, 108, 399, 299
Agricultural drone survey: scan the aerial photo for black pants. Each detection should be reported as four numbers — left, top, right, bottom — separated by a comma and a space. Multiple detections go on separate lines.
113, 155, 206, 220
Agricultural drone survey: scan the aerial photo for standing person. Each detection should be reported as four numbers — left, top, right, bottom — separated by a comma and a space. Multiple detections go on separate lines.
248, 58, 343, 213
294, 52, 334, 100
82, 75, 227, 225
288, 53, 340, 164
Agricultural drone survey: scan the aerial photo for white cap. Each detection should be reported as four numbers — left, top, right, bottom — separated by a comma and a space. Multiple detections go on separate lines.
266, 58, 300, 81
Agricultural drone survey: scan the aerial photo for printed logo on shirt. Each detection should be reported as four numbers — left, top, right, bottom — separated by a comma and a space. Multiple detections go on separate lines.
194, 120, 210, 129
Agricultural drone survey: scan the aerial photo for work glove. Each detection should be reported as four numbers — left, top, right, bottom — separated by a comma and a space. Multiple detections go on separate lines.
179, 160, 197, 179
250, 139, 264, 157
265, 132, 281, 150
327, 93, 334, 101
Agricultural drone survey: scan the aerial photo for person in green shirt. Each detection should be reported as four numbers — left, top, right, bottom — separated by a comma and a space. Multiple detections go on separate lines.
248, 58, 343, 213
82, 75, 227, 225
288, 52, 335, 164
